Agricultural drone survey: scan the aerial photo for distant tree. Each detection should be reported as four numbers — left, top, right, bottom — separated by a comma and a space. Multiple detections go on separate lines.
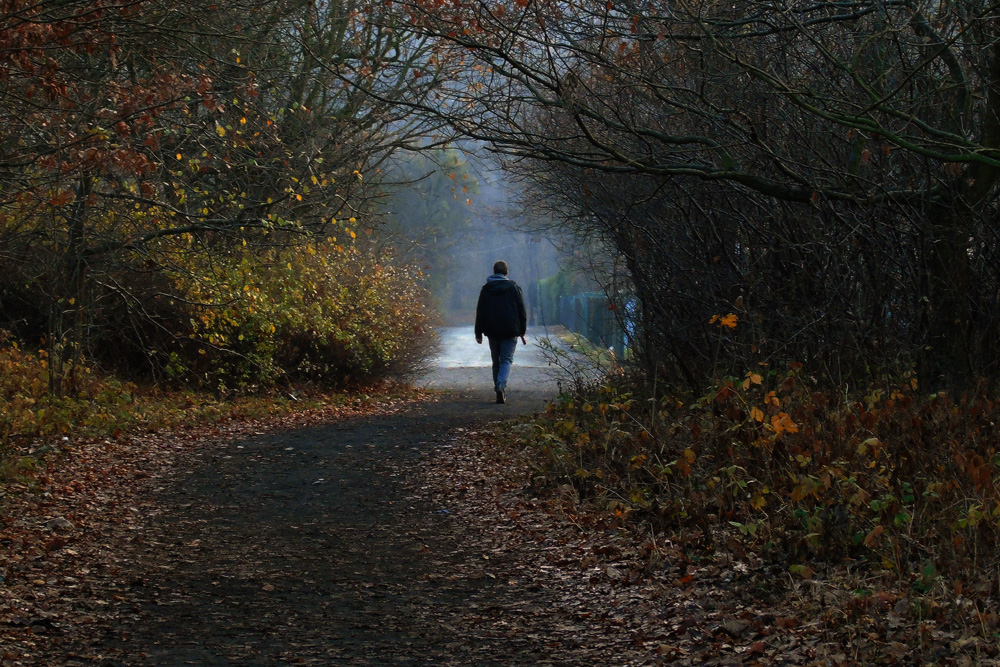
378, 148, 479, 314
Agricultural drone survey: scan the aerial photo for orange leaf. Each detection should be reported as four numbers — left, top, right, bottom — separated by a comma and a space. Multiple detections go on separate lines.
771, 412, 799, 434
864, 525, 884, 548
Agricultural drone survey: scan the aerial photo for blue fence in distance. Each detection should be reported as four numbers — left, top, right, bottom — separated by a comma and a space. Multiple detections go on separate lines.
549, 291, 627, 358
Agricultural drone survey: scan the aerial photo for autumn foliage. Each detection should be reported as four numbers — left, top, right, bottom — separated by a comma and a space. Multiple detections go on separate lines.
0, 0, 442, 395
0, 330, 393, 457
525, 342, 1000, 605
164, 240, 434, 390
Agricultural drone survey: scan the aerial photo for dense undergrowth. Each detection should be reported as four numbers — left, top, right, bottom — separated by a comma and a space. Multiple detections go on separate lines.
163, 241, 434, 390
3, 237, 435, 394
523, 360, 1000, 599
0, 341, 411, 481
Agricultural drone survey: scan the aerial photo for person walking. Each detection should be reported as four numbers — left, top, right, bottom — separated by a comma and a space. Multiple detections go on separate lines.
475, 260, 528, 404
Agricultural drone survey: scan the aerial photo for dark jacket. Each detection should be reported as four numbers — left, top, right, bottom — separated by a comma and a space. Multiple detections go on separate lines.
475, 275, 527, 339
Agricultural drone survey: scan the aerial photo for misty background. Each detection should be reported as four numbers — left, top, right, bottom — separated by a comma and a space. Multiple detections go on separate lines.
377, 146, 614, 340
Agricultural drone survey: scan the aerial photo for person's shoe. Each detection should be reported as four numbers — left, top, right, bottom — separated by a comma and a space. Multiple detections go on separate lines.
496, 390, 506, 404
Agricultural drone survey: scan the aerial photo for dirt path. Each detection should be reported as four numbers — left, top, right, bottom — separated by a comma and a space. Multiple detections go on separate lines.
415, 325, 573, 401
99, 402, 530, 665
79, 327, 650, 665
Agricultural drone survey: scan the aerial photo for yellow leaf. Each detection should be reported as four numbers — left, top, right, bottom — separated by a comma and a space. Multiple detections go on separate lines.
857, 437, 879, 456
215, 123, 225, 137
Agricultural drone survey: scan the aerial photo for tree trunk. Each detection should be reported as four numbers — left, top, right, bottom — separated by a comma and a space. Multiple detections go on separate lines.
918, 203, 974, 391
918, 34, 1000, 390
48, 175, 92, 396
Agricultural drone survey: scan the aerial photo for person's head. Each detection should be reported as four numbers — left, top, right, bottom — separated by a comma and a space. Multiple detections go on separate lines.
493, 260, 509, 276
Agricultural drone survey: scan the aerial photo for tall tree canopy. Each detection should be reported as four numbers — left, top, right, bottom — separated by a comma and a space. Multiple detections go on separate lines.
402, 0, 1000, 389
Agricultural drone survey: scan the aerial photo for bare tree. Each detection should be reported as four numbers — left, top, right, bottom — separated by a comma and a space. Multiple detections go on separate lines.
401, 0, 1000, 389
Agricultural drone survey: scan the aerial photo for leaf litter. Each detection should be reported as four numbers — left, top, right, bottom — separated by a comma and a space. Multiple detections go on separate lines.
1, 392, 997, 665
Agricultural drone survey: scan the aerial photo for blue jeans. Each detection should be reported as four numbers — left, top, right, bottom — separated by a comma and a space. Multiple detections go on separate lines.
488, 336, 518, 392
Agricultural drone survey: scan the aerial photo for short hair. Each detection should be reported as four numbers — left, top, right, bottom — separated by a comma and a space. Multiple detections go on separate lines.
493, 260, 508, 275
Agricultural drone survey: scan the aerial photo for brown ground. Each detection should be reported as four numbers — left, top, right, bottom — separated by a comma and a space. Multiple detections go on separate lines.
4, 329, 664, 665
88, 394, 655, 666
6, 329, 993, 665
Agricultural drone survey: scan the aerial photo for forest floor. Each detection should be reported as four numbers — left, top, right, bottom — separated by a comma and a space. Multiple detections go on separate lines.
2, 328, 996, 665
